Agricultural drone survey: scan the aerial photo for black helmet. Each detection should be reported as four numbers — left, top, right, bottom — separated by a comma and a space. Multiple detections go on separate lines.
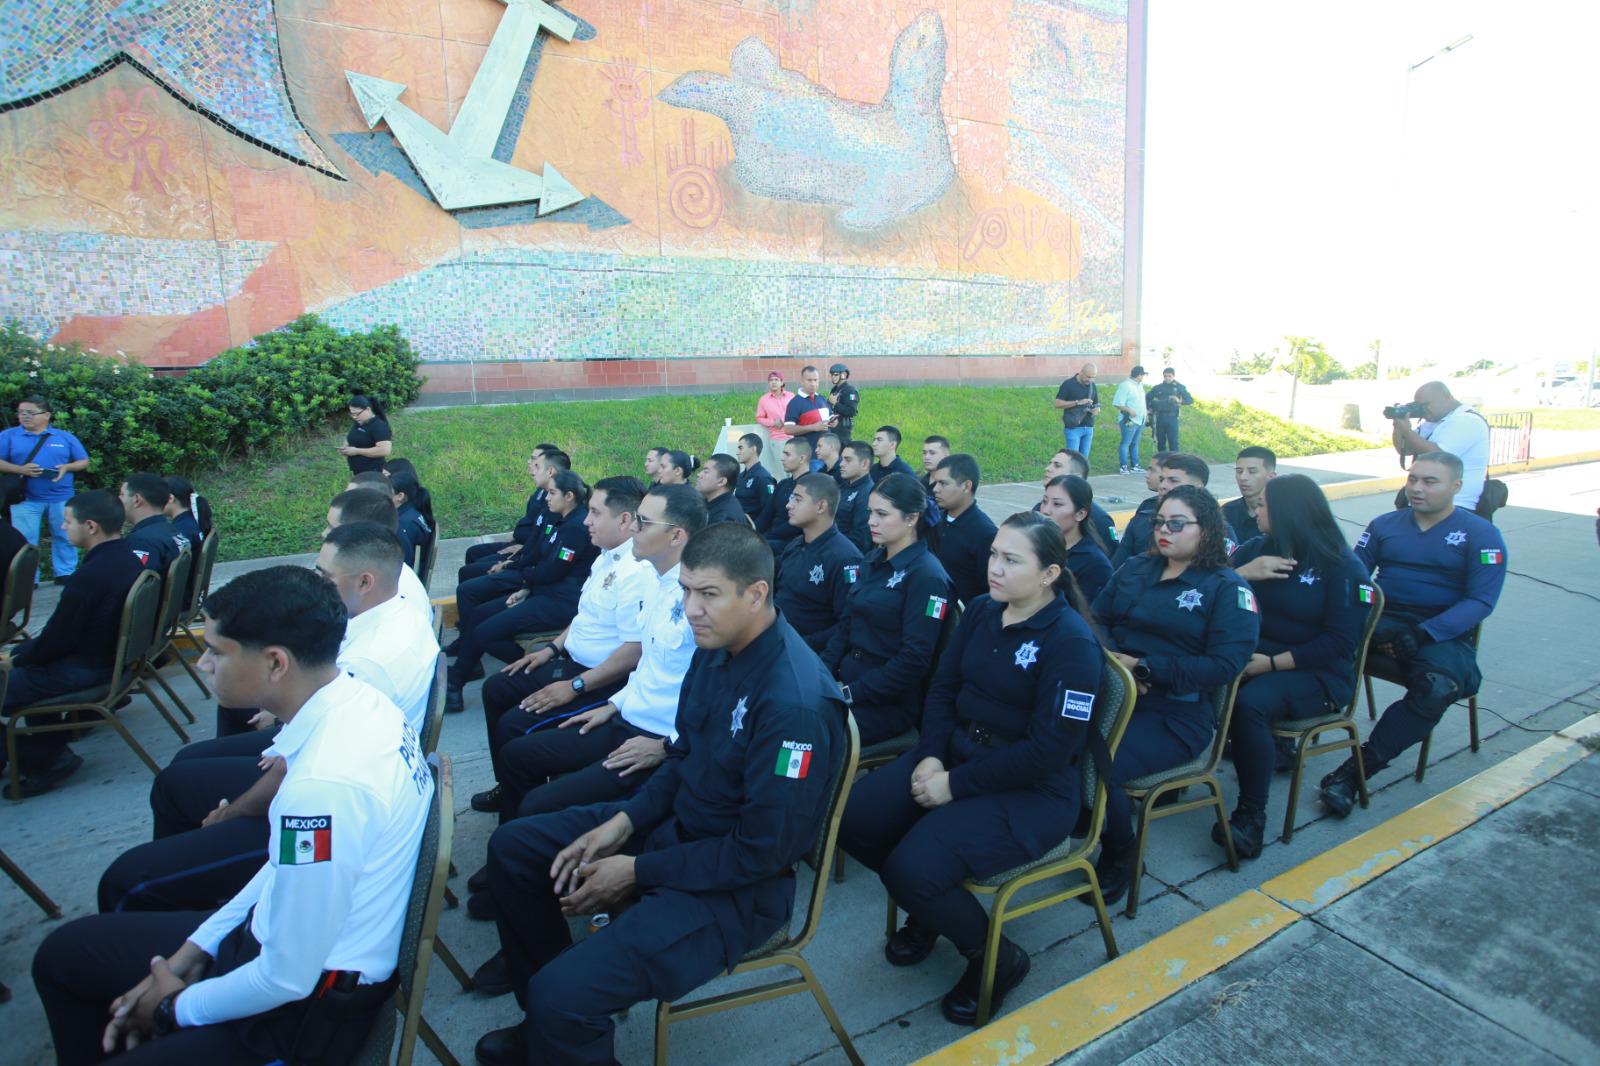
829, 363, 849, 375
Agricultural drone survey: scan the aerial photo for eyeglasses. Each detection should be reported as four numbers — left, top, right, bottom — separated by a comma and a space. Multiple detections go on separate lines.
16, 409, 42, 417
633, 516, 679, 532
1153, 517, 1196, 533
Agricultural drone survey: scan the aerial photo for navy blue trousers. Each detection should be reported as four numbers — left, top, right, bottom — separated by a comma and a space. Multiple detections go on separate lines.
1231, 671, 1339, 809
1366, 618, 1481, 769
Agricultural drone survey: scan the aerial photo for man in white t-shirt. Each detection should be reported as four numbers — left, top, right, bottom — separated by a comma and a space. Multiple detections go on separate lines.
1391, 381, 1490, 511
1112, 365, 1149, 474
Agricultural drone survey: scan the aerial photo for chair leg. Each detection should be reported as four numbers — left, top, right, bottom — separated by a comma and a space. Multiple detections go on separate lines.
416, 1014, 461, 1066
137, 679, 190, 743
88, 708, 162, 774
974, 907, 1004, 1027
433, 936, 474, 992
1207, 776, 1238, 872
147, 667, 196, 725
443, 885, 459, 909
1281, 731, 1310, 844
790, 953, 864, 1066
4, 722, 22, 803
885, 895, 899, 939
1414, 729, 1432, 783
1364, 674, 1377, 720
1351, 729, 1370, 809
833, 849, 845, 884
653, 1000, 672, 1066
1124, 792, 1156, 919
0, 848, 62, 918
1469, 697, 1480, 752
1081, 861, 1120, 960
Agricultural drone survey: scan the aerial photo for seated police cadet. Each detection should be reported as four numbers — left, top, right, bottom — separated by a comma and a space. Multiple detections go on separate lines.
774, 472, 864, 652
1089, 486, 1258, 902
840, 514, 1103, 1024
459, 445, 559, 582
816, 432, 844, 482
1320, 451, 1507, 817
1222, 475, 1369, 857
1036, 449, 1117, 550
447, 469, 598, 712
470, 524, 844, 1065
0, 490, 142, 796
470, 477, 654, 812
643, 445, 668, 483
834, 440, 876, 552
120, 472, 190, 574
1040, 474, 1115, 603
733, 433, 776, 518
696, 453, 748, 527
387, 465, 432, 572
99, 526, 438, 915
930, 454, 998, 606
869, 425, 917, 483
1113, 453, 1239, 566
920, 435, 951, 495
823, 473, 955, 745
163, 476, 209, 547
654, 450, 696, 486
450, 451, 566, 645
33, 567, 430, 1066
1222, 446, 1276, 541
756, 436, 813, 551
321, 487, 433, 624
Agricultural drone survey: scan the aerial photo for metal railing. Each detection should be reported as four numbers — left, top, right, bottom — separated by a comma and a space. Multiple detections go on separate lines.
1486, 411, 1533, 466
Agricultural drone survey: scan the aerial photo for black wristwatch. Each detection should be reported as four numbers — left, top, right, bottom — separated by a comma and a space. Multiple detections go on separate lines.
1132, 661, 1152, 684
151, 991, 181, 1037
570, 676, 586, 695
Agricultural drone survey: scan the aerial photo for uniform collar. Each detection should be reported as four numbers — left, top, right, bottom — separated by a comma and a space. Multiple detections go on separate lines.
655, 562, 681, 589
943, 502, 977, 525
994, 592, 1069, 631
879, 539, 930, 571
1067, 537, 1099, 557
345, 591, 405, 645
806, 525, 842, 551
603, 539, 635, 566
269, 672, 351, 760
130, 514, 169, 532
714, 614, 785, 691
845, 473, 871, 488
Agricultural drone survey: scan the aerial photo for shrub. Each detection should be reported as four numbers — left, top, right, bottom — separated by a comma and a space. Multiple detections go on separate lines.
0, 316, 421, 485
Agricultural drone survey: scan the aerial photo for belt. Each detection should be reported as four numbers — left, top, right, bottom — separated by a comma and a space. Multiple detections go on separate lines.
961, 721, 1020, 748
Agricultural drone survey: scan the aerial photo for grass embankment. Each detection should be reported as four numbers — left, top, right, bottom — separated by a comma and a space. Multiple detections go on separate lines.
206, 385, 1371, 561
1484, 407, 1600, 431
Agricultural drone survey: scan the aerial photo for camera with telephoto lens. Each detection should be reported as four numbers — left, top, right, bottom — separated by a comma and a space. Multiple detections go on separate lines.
1383, 401, 1428, 420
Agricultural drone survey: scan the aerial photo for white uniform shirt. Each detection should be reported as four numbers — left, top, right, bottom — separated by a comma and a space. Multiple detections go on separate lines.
176, 673, 432, 1027
339, 592, 440, 733
1417, 404, 1490, 509
397, 563, 435, 624
608, 563, 695, 739
562, 539, 654, 668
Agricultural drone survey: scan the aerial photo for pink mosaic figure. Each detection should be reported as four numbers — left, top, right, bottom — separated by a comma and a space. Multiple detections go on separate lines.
664, 118, 729, 230
88, 87, 174, 195
601, 60, 649, 168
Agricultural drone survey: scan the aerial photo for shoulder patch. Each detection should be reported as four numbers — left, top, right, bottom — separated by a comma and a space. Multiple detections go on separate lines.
1479, 548, 1503, 565
775, 741, 813, 779
1061, 689, 1095, 721
1357, 583, 1375, 605
925, 595, 948, 620
1237, 587, 1258, 613
279, 815, 332, 865
844, 564, 860, 583
1355, 530, 1370, 548
557, 547, 576, 562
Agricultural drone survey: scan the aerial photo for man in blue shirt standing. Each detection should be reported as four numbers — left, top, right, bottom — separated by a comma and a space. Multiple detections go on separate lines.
0, 396, 90, 583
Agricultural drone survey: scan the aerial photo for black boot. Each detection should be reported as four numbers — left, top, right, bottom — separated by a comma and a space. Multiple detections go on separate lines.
885, 914, 939, 967
444, 683, 465, 715
1273, 736, 1299, 773
467, 864, 490, 892
1081, 840, 1132, 907
1212, 802, 1267, 859
471, 951, 512, 997
940, 938, 1030, 1026
471, 784, 503, 812
1318, 746, 1378, 818
474, 1025, 526, 1066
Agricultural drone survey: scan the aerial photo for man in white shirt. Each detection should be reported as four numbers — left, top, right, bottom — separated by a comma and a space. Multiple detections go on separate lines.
325, 487, 435, 621
96, 525, 438, 915
1390, 381, 1491, 511
34, 566, 430, 1065
1113, 364, 1149, 474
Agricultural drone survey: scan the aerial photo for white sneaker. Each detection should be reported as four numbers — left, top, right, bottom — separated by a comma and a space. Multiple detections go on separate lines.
1119, 465, 1129, 475
1130, 465, 1144, 473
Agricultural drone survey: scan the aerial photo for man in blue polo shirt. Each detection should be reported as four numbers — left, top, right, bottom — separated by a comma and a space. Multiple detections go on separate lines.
782, 366, 832, 439
0, 396, 91, 583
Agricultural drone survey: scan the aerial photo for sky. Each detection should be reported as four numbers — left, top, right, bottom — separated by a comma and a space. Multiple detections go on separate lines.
1138, 0, 1599, 376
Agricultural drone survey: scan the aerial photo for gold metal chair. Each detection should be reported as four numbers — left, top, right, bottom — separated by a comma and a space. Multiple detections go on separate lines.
886, 653, 1138, 1027
0, 544, 38, 644
1365, 621, 1482, 782
1272, 584, 1384, 843
138, 548, 199, 730
1123, 670, 1246, 918
416, 520, 440, 592
1, 846, 61, 918
172, 532, 219, 661
654, 715, 863, 1066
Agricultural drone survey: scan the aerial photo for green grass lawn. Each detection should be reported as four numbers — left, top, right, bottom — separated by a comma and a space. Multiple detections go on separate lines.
205, 385, 1373, 561
1484, 407, 1600, 431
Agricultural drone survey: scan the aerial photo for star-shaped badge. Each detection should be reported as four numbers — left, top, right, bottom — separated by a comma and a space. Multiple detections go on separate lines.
1445, 530, 1467, 546
1176, 589, 1204, 612
1014, 641, 1039, 669
670, 600, 685, 624
886, 570, 906, 589
730, 696, 748, 737
1298, 571, 1318, 585
808, 564, 824, 585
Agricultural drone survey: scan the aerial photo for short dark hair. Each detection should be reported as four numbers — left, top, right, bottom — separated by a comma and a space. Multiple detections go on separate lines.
1413, 450, 1464, 481
330, 488, 398, 530
543, 449, 572, 472
843, 440, 872, 464
801, 364, 819, 375
535, 442, 561, 455
705, 453, 739, 488
647, 445, 669, 459
816, 432, 841, 453
351, 470, 393, 494
795, 471, 840, 515
1236, 446, 1277, 470
1161, 453, 1210, 486
1155, 485, 1230, 570
387, 465, 422, 506
323, 521, 404, 585
935, 453, 980, 493
66, 489, 123, 532
1163, 367, 1176, 376
681, 521, 774, 596
593, 475, 646, 517
662, 450, 698, 479
549, 468, 590, 509
204, 565, 346, 667
123, 472, 171, 510
783, 435, 815, 458
738, 432, 764, 453
875, 425, 902, 446
1149, 451, 1174, 469
923, 435, 951, 449
646, 483, 708, 535
19, 395, 50, 413
1057, 449, 1089, 478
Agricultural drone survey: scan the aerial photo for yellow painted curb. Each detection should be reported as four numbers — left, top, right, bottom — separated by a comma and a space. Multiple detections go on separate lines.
917, 891, 1299, 1066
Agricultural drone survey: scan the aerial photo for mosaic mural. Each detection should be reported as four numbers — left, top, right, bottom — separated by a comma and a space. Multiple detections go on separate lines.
0, 0, 1138, 377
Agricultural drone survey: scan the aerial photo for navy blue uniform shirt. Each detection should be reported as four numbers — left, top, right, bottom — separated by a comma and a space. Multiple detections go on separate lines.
621, 615, 844, 969
1233, 536, 1371, 698
396, 502, 432, 570
1146, 380, 1193, 417
16, 539, 144, 669
822, 539, 954, 708
1221, 497, 1259, 543
170, 510, 203, 548
1355, 507, 1507, 643
1114, 500, 1237, 568
125, 514, 187, 574
913, 594, 1103, 804
1067, 536, 1114, 603
934, 504, 998, 606
511, 489, 548, 545
704, 491, 747, 527
1088, 502, 1117, 552
734, 463, 776, 518
774, 526, 864, 653
869, 455, 916, 485
756, 477, 802, 548
519, 509, 597, 601
829, 381, 860, 419
834, 475, 873, 553
1092, 554, 1259, 698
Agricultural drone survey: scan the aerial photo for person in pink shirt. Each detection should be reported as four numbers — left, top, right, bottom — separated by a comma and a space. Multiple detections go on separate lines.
755, 372, 794, 443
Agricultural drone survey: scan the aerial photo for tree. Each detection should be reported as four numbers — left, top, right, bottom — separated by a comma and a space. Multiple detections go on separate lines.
1349, 362, 1378, 380
1228, 349, 1275, 375
1279, 335, 1346, 385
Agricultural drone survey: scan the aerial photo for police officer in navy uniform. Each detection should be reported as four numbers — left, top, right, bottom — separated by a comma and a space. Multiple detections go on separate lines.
1113, 454, 1238, 566
841, 513, 1104, 1025
928, 454, 997, 606
1223, 475, 1370, 856
120, 473, 189, 574
1320, 451, 1507, 816
461, 447, 560, 581
828, 362, 860, 441
816, 432, 844, 483
757, 436, 813, 551
823, 473, 955, 745
834, 441, 876, 552
385, 467, 430, 572
471, 523, 844, 1066
733, 433, 776, 518
1090, 485, 1259, 902
1036, 449, 1118, 551
1040, 475, 1115, 603
868, 425, 917, 484
696, 454, 748, 526
774, 472, 863, 652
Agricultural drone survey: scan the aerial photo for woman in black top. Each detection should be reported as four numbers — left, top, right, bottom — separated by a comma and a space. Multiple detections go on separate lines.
162, 476, 210, 545
1040, 474, 1114, 603
339, 393, 392, 474
839, 513, 1105, 1025
822, 473, 953, 744
655, 450, 696, 486
1223, 474, 1371, 857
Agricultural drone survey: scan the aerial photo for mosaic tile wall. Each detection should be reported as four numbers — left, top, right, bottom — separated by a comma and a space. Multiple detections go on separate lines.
0, 0, 1139, 386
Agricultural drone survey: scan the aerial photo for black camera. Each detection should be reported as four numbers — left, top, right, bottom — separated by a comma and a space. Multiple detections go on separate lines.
1383, 401, 1428, 420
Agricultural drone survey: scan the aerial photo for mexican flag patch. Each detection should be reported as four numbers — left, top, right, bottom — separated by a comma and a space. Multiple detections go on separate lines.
1237, 587, 1258, 613
844, 565, 859, 583
558, 547, 576, 562
280, 815, 332, 865
1357, 584, 1375, 605
926, 595, 948, 620
775, 741, 813, 779
1479, 548, 1503, 565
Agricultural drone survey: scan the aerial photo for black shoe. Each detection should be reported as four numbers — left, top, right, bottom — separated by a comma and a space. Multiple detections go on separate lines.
444, 684, 465, 715
474, 1024, 526, 1066
1274, 736, 1298, 774
885, 915, 938, 967
1319, 760, 1360, 818
451, 662, 485, 684
467, 864, 490, 893
471, 784, 503, 812
472, 951, 512, 997
52, 576, 71, 586
940, 938, 1031, 1026
1081, 844, 1132, 907
467, 891, 499, 922
443, 638, 462, 657
4, 750, 83, 799
1212, 804, 1266, 859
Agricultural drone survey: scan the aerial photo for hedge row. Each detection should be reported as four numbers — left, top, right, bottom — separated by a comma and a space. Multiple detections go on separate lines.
0, 316, 422, 487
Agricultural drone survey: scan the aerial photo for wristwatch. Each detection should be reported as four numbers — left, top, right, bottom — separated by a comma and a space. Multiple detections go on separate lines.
151, 991, 181, 1037
570, 676, 586, 695
1132, 661, 1152, 684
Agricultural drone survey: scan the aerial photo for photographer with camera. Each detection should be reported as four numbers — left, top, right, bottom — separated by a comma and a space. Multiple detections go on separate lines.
1387, 382, 1489, 512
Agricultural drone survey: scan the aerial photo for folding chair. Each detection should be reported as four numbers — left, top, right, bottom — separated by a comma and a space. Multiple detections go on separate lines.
1365, 621, 1482, 783
414, 650, 474, 993
416, 521, 440, 591
1272, 584, 1384, 843
0, 544, 38, 644
1, 846, 61, 918
172, 531, 220, 666
352, 753, 460, 1066
1123, 670, 1246, 918
655, 715, 863, 1066
2, 570, 181, 800
138, 548, 199, 729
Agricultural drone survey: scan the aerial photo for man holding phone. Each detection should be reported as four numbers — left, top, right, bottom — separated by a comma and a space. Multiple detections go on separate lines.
0, 396, 91, 583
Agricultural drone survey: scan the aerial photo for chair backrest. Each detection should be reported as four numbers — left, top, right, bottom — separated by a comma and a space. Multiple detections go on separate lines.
390, 753, 451, 1066
430, 604, 444, 644
1344, 583, 1386, 714
156, 548, 193, 643
420, 652, 447, 756
178, 531, 219, 626
1200, 668, 1247, 774
913, 599, 964, 712
1077, 653, 1139, 846
108, 570, 164, 695
416, 521, 440, 591
0, 543, 38, 639
789, 712, 861, 953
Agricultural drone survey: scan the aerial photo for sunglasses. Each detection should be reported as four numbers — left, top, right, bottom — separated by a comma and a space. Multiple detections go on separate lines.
1153, 516, 1197, 533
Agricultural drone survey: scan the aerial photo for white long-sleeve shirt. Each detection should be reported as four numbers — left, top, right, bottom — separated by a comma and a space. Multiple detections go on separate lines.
607, 563, 696, 738
563, 539, 654, 668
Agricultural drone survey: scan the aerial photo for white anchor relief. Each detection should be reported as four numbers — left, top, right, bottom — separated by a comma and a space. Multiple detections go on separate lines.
345, 0, 585, 213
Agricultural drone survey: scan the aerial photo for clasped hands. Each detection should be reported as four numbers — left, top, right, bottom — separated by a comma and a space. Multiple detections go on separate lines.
101, 945, 209, 1054
910, 756, 952, 809
551, 813, 636, 916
